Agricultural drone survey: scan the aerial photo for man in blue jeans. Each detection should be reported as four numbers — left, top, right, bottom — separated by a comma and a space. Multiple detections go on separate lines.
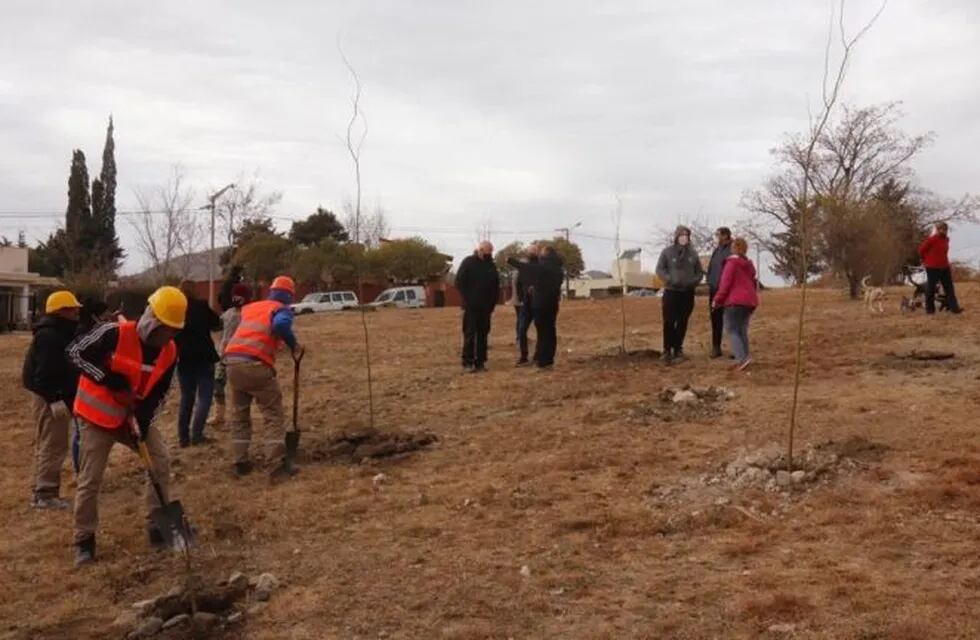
175, 281, 221, 446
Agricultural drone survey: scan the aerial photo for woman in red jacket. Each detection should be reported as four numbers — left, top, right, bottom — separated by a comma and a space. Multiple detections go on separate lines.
918, 222, 962, 314
713, 237, 759, 371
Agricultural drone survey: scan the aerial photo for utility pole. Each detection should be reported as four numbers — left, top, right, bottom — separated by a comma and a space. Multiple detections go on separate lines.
201, 183, 235, 309
554, 221, 582, 299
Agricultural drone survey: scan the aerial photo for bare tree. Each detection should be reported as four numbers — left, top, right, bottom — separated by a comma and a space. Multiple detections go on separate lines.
612, 193, 627, 354
130, 166, 197, 284
786, 0, 888, 471
339, 36, 376, 430
344, 203, 390, 247
214, 173, 283, 249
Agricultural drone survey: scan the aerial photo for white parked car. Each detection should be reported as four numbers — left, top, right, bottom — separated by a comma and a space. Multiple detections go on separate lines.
369, 286, 426, 309
292, 291, 359, 314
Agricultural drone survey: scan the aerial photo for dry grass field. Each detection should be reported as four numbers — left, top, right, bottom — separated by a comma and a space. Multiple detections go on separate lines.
1, 286, 978, 639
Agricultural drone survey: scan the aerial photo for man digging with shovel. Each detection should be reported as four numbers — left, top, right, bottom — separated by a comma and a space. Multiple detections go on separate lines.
68, 286, 188, 567
224, 275, 304, 480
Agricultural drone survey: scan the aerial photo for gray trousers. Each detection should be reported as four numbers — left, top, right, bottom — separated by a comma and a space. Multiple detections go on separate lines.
723, 305, 754, 362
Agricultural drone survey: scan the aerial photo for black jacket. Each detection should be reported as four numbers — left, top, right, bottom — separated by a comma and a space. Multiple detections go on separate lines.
174, 298, 221, 369
67, 323, 175, 434
508, 253, 564, 309
707, 243, 732, 290
22, 315, 80, 404
456, 254, 500, 312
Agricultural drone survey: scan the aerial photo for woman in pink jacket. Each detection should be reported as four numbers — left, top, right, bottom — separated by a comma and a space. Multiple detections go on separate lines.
712, 237, 759, 371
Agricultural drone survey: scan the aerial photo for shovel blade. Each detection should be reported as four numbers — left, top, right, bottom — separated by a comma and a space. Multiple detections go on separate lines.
150, 500, 196, 551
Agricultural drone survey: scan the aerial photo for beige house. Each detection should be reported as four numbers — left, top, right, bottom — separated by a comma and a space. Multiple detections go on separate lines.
0, 247, 60, 329
569, 249, 663, 299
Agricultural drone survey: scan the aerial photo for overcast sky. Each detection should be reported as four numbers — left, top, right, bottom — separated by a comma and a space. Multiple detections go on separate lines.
1, 0, 978, 278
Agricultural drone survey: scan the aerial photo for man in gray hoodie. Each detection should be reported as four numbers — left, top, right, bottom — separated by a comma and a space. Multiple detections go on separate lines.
706, 227, 732, 358
655, 225, 704, 363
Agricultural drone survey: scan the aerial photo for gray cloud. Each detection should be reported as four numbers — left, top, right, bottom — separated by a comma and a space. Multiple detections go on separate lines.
2, 0, 978, 274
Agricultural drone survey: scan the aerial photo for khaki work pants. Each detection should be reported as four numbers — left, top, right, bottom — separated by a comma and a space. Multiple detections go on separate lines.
226, 360, 287, 466
73, 419, 170, 544
30, 393, 70, 499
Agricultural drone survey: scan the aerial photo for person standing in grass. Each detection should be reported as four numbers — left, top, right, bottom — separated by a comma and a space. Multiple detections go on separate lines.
706, 227, 733, 358
712, 237, 759, 371
918, 222, 963, 314
210, 283, 250, 428
655, 225, 704, 363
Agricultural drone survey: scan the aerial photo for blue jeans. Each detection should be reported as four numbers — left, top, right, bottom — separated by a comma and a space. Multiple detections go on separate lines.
177, 364, 215, 444
516, 305, 534, 360
723, 306, 753, 362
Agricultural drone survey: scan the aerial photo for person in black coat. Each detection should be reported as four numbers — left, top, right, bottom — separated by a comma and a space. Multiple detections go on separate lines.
22, 290, 82, 509
532, 247, 564, 368
455, 242, 500, 372
174, 281, 221, 446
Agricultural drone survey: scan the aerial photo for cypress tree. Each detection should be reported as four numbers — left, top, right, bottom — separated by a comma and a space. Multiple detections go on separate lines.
65, 149, 92, 273
91, 116, 122, 274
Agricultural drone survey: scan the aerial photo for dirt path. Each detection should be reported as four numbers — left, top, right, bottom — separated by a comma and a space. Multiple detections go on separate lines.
1, 287, 978, 639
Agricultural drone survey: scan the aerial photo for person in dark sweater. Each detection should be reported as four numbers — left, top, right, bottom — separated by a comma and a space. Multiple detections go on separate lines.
531, 247, 564, 369
510, 244, 539, 366
706, 227, 733, 358
218, 265, 245, 312
655, 225, 705, 363
456, 242, 500, 372
21, 291, 82, 509
174, 281, 221, 446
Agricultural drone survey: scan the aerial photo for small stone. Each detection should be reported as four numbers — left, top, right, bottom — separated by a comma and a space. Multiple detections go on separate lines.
672, 389, 698, 404
227, 611, 244, 624
775, 470, 792, 487
255, 572, 280, 592
192, 612, 219, 628
167, 585, 183, 597
791, 470, 807, 484
519, 565, 531, 578
112, 610, 141, 629
162, 614, 190, 630
228, 571, 249, 592
129, 616, 163, 639
768, 622, 797, 633
372, 473, 388, 489
714, 496, 731, 506
132, 598, 157, 613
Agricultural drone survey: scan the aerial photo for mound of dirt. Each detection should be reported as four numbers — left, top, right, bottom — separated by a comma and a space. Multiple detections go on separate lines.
305, 428, 438, 464
714, 436, 888, 492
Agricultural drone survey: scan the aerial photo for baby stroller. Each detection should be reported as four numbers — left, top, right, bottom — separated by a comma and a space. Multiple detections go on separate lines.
900, 266, 947, 312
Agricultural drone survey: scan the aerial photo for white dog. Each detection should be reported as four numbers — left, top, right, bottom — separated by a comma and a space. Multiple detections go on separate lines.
862, 276, 887, 314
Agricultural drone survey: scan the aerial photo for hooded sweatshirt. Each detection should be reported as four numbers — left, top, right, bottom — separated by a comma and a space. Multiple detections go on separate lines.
67, 307, 176, 433
656, 226, 705, 292
713, 255, 759, 309
22, 314, 80, 404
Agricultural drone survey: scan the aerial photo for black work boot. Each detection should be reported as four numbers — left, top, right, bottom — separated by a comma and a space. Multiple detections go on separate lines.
148, 525, 167, 551
74, 536, 96, 567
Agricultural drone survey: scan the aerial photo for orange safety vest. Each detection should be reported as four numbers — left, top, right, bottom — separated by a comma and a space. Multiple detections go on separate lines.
223, 300, 284, 366
74, 321, 177, 430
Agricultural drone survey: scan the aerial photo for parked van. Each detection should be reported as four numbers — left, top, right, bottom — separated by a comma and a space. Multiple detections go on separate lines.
369, 286, 426, 309
292, 290, 359, 314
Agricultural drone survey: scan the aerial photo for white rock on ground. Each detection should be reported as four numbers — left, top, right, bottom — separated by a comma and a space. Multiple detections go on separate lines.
672, 390, 699, 404
128, 616, 163, 639
255, 573, 280, 592
791, 470, 807, 484
228, 571, 249, 591
775, 470, 792, 487
519, 565, 532, 578
162, 614, 190, 630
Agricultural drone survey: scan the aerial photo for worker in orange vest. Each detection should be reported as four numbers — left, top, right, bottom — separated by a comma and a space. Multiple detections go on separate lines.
67, 286, 187, 566
224, 275, 303, 479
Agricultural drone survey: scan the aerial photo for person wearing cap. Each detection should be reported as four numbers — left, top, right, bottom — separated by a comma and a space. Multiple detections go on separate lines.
21, 290, 82, 510
174, 281, 221, 447
210, 283, 251, 428
655, 225, 705, 363
66, 286, 187, 566
224, 275, 303, 478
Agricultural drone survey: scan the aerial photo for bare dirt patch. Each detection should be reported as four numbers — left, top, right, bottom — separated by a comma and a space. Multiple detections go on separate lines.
304, 428, 438, 464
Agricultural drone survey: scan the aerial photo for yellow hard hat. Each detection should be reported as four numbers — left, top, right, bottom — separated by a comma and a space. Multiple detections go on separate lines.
45, 290, 82, 314
147, 286, 188, 329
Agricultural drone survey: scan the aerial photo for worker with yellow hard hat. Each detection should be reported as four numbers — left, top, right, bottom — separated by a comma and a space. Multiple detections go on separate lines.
224, 274, 303, 479
66, 286, 187, 566
21, 290, 83, 510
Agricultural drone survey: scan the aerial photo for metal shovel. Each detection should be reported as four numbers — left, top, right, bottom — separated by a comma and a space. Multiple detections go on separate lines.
272, 348, 303, 480
130, 418, 196, 550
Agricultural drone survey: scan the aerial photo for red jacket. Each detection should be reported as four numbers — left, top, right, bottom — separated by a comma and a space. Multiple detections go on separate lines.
918, 234, 950, 269
713, 256, 759, 309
